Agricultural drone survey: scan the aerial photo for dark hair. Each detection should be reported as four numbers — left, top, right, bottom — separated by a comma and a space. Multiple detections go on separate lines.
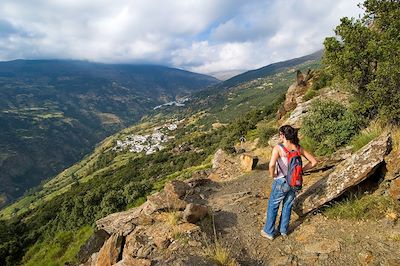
279, 125, 300, 146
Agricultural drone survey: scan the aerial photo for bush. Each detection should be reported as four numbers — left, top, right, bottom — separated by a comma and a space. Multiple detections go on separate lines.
311, 70, 333, 91
301, 100, 364, 155
302, 89, 317, 101
323, 0, 400, 124
257, 127, 276, 147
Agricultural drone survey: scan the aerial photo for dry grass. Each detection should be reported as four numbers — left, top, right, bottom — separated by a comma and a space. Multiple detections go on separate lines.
204, 242, 238, 266
387, 234, 400, 242
165, 211, 181, 225
391, 126, 400, 152
203, 213, 238, 266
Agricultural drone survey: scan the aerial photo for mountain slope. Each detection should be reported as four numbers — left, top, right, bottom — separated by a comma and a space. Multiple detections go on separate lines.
0, 60, 218, 207
216, 50, 322, 89
0, 52, 322, 266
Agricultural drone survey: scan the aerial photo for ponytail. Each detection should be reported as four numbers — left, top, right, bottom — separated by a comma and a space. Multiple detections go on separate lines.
279, 125, 300, 146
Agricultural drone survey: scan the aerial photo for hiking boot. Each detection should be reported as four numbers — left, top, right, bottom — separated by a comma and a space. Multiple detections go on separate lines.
260, 230, 274, 240
280, 232, 288, 238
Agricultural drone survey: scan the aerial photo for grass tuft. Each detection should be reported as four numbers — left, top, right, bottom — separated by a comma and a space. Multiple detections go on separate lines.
350, 122, 383, 152
324, 193, 399, 220
391, 126, 400, 152
166, 211, 181, 226
204, 242, 238, 266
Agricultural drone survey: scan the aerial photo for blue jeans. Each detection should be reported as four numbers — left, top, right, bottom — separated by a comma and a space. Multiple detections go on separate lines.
262, 177, 296, 236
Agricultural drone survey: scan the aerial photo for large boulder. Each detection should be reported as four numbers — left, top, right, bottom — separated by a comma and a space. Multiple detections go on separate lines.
164, 180, 190, 198
145, 191, 187, 213
239, 154, 258, 172
293, 132, 392, 216
77, 229, 110, 264
183, 203, 208, 223
96, 233, 124, 266
96, 202, 150, 235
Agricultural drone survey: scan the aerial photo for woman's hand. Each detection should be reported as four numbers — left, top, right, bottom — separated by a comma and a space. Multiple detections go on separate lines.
301, 148, 317, 172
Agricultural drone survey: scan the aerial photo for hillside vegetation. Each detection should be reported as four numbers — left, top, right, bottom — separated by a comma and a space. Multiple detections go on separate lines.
0, 61, 218, 208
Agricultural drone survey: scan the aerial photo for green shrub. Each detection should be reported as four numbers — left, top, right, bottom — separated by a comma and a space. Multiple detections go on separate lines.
323, 0, 400, 124
299, 135, 318, 155
303, 89, 317, 101
311, 70, 332, 91
301, 100, 364, 155
257, 127, 276, 147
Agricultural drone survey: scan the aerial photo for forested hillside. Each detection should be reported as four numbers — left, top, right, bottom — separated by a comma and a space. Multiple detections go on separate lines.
0, 61, 218, 208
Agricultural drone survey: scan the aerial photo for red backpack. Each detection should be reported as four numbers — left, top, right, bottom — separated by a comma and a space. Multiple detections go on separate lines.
278, 144, 303, 191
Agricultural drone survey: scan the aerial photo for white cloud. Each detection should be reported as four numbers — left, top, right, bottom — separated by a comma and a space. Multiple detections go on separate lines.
0, 0, 362, 75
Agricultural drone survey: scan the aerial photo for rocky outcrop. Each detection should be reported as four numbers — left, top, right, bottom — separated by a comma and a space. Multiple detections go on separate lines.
282, 82, 309, 113
96, 180, 191, 235
96, 233, 124, 266
209, 149, 242, 181
293, 132, 392, 216
276, 70, 313, 120
84, 179, 211, 266
183, 203, 208, 223
239, 153, 259, 172
77, 229, 110, 264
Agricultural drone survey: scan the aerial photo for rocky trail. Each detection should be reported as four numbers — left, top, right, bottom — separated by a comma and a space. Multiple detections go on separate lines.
201, 168, 400, 265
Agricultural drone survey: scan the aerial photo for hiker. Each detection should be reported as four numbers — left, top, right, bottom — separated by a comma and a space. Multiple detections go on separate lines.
261, 125, 317, 240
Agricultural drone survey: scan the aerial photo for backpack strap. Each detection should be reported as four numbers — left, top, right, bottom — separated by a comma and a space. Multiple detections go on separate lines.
278, 143, 290, 154
279, 143, 302, 155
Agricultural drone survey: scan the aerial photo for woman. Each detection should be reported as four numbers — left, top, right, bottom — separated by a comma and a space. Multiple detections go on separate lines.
261, 125, 317, 240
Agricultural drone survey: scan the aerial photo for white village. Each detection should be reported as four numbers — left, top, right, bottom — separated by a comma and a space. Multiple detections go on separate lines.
113, 123, 178, 155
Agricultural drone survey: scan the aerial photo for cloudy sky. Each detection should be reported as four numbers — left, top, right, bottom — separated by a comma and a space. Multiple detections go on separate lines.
0, 0, 362, 78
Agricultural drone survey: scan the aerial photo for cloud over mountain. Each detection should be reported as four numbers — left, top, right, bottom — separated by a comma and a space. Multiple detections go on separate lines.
0, 0, 361, 75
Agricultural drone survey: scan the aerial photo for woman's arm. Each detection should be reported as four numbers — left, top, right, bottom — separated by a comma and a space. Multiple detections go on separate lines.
301, 148, 317, 172
269, 146, 280, 178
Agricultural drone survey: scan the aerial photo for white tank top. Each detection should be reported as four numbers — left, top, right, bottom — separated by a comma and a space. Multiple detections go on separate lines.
275, 145, 288, 179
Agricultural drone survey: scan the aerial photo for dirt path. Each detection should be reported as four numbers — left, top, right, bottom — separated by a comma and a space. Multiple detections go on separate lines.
198, 169, 400, 265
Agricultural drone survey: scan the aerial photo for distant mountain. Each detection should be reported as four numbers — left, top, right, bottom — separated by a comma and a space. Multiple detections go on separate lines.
0, 60, 218, 207
217, 50, 322, 89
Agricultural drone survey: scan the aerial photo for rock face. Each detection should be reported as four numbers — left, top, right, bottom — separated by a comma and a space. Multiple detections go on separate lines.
183, 203, 208, 223
283, 100, 312, 128
77, 229, 110, 263
283, 82, 309, 113
96, 180, 190, 235
209, 149, 242, 181
87, 179, 210, 266
239, 153, 259, 172
293, 132, 392, 216
389, 178, 400, 200
96, 233, 124, 266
